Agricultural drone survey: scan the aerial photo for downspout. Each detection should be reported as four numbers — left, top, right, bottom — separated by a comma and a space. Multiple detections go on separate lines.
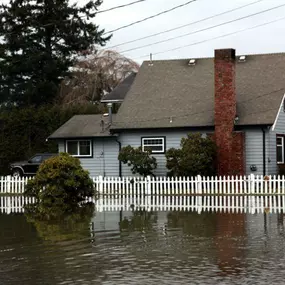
262, 127, 266, 176
115, 137, 122, 177
107, 102, 122, 177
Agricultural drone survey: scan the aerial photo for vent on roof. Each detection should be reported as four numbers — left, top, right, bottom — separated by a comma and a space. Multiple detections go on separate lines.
148, 53, 154, 66
238, 55, 246, 62
188, 59, 196, 66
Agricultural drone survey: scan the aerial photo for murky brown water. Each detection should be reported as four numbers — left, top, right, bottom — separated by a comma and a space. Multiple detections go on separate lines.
1, 197, 285, 284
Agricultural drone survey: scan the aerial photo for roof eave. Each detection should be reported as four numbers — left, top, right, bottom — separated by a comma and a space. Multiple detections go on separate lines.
110, 125, 215, 133
47, 134, 116, 140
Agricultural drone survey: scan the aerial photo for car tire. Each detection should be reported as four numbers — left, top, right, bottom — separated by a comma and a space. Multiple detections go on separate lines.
12, 168, 23, 178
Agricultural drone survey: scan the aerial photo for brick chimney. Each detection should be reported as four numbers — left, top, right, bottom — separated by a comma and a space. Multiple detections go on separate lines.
214, 49, 245, 176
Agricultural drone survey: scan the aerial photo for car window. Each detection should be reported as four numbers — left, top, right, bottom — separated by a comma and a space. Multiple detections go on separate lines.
42, 155, 53, 161
30, 156, 42, 163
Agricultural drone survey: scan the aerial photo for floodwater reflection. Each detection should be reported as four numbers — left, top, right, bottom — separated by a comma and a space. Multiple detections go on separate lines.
1, 196, 285, 284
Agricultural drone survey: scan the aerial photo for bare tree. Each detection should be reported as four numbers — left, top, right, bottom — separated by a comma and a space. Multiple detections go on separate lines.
58, 49, 139, 106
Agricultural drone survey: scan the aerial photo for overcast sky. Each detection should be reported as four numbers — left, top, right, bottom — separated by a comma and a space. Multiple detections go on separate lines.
92, 0, 285, 63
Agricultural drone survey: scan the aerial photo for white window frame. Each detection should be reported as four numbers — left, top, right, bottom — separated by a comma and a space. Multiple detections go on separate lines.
142, 137, 165, 154
277, 136, 284, 164
65, 140, 92, 157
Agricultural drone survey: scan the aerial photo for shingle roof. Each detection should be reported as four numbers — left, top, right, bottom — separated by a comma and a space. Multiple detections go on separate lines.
112, 53, 285, 130
49, 114, 116, 139
101, 72, 137, 103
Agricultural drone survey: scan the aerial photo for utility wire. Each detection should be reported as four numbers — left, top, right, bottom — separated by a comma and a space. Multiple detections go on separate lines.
120, 3, 285, 54
103, 0, 198, 35
0, 1, 146, 37
136, 16, 285, 59
108, 0, 264, 49
96, 0, 146, 14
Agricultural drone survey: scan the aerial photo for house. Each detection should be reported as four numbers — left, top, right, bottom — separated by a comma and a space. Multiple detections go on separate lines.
49, 48, 285, 177
101, 72, 137, 104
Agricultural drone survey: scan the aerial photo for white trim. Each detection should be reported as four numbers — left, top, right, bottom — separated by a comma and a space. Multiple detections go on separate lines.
101, 99, 123, 103
66, 140, 92, 157
142, 137, 165, 153
272, 93, 285, 131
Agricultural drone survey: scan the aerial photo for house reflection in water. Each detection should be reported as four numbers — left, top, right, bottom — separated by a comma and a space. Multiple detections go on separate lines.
215, 213, 246, 276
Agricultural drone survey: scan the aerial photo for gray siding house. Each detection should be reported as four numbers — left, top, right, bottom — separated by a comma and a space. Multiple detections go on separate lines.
49, 49, 285, 177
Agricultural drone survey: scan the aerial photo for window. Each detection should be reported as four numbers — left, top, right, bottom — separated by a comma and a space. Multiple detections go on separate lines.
29, 155, 42, 163
142, 137, 165, 153
66, 140, 92, 157
277, 136, 285, 164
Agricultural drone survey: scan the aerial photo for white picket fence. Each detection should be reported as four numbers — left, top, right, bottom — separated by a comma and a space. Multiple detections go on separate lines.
94, 174, 285, 196
1, 174, 285, 196
0, 176, 30, 194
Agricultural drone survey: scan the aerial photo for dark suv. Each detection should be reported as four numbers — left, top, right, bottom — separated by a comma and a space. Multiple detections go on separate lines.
10, 153, 57, 177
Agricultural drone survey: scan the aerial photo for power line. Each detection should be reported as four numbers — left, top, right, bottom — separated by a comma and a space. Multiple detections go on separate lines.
120, 3, 285, 54
96, 0, 146, 14
103, 0, 198, 35
0, 1, 146, 37
136, 16, 285, 59
108, 0, 264, 49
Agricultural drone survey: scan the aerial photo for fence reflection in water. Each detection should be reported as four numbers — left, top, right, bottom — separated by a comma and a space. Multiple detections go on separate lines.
1, 195, 285, 214
0, 196, 36, 214
94, 194, 283, 214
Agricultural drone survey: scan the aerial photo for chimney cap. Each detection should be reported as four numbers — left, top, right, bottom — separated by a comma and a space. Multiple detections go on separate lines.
215, 48, 236, 61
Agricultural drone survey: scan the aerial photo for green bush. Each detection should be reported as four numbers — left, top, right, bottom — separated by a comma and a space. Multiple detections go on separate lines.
118, 145, 157, 177
25, 202, 95, 242
166, 133, 217, 177
24, 153, 94, 208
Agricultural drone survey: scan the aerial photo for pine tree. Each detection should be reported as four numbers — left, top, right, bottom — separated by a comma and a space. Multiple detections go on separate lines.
0, 0, 111, 106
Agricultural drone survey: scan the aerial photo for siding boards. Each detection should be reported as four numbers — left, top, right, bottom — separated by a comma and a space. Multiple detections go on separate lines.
58, 138, 119, 177
273, 96, 285, 134
245, 125, 283, 176
266, 127, 277, 175
58, 140, 65, 152
119, 130, 211, 177
245, 129, 264, 176
268, 98, 285, 174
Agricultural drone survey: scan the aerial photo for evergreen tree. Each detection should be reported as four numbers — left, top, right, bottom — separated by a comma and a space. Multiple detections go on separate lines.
0, 0, 110, 106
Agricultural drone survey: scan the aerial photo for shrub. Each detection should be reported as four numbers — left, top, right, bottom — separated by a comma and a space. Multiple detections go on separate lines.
25, 203, 95, 242
118, 145, 157, 177
166, 133, 216, 177
24, 153, 94, 208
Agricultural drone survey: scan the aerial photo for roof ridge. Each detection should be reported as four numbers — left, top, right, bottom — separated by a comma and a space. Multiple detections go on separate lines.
143, 51, 285, 63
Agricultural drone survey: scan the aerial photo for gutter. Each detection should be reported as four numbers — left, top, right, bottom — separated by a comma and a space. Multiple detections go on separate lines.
262, 127, 266, 176
115, 137, 122, 177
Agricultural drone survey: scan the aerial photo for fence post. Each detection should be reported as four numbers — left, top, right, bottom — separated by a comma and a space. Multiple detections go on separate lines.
7, 176, 11, 194
250, 174, 255, 194
250, 174, 255, 214
197, 175, 202, 195
99, 175, 103, 195
196, 175, 202, 214
146, 176, 151, 195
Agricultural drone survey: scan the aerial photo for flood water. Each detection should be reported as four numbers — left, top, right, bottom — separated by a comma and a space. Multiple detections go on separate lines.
1, 196, 285, 284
